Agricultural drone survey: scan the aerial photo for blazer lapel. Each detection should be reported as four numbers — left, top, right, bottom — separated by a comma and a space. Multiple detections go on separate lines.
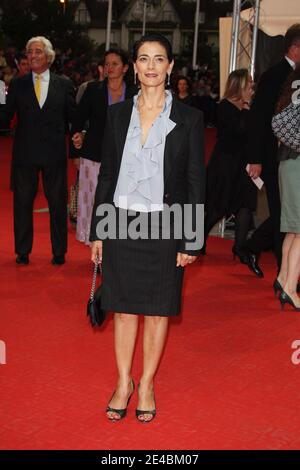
24, 73, 40, 111
113, 97, 184, 181
115, 98, 134, 164
100, 80, 108, 108
164, 99, 184, 182
42, 72, 56, 111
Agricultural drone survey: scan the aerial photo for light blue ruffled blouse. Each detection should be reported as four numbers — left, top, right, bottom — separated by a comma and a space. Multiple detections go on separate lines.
113, 90, 176, 212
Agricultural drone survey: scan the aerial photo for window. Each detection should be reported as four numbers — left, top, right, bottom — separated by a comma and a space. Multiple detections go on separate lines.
74, 1, 91, 24
162, 10, 173, 22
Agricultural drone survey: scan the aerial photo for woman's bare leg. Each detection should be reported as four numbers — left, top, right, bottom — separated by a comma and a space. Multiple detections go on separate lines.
277, 233, 295, 286
283, 234, 300, 307
107, 313, 139, 420
137, 315, 169, 422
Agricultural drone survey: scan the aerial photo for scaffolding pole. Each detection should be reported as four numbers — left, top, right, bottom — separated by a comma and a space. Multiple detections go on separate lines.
105, 0, 113, 51
229, 0, 261, 77
192, 0, 200, 70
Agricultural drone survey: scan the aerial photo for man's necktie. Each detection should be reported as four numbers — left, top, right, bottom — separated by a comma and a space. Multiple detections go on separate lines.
34, 74, 41, 104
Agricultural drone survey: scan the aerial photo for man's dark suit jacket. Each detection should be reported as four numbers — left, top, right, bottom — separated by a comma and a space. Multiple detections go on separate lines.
70, 80, 137, 162
247, 58, 292, 172
89, 98, 205, 255
0, 72, 75, 166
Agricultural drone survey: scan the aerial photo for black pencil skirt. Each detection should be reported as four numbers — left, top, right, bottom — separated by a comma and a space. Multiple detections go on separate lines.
100, 209, 185, 317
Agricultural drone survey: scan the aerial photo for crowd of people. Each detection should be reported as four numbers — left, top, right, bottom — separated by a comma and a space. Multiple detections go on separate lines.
1, 22, 300, 421
0, 45, 219, 128
204, 23, 300, 312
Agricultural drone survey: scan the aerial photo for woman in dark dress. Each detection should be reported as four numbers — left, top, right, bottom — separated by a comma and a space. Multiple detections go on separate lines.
90, 34, 205, 423
203, 69, 261, 276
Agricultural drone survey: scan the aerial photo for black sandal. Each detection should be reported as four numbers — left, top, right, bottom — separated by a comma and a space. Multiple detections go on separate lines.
106, 379, 135, 421
135, 407, 156, 423
136, 385, 156, 423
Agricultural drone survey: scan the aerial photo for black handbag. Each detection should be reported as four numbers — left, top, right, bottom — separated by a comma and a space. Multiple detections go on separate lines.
69, 171, 79, 226
87, 259, 106, 327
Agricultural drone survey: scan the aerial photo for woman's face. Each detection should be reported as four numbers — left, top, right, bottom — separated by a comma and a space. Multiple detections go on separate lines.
104, 53, 128, 80
134, 41, 173, 88
242, 75, 254, 101
178, 79, 188, 94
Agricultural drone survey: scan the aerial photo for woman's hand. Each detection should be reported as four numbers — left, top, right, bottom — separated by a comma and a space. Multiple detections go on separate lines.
72, 158, 80, 170
176, 253, 197, 267
247, 163, 262, 179
91, 240, 103, 263
72, 132, 84, 149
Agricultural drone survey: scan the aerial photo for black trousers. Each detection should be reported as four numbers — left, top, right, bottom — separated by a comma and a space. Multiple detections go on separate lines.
247, 170, 284, 268
13, 163, 68, 256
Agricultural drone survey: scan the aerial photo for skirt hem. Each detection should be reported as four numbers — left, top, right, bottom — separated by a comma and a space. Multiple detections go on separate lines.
102, 302, 181, 317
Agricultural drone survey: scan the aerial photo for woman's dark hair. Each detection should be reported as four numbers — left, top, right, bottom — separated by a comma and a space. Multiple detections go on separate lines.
276, 65, 300, 114
17, 53, 28, 63
132, 33, 173, 63
175, 75, 191, 94
284, 24, 300, 54
104, 48, 129, 66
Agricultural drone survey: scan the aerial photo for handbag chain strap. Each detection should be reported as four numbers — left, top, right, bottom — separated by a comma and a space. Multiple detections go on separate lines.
90, 256, 102, 301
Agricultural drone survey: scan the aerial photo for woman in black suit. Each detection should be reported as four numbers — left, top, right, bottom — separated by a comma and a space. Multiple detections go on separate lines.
71, 49, 136, 244
90, 34, 205, 423
203, 69, 261, 277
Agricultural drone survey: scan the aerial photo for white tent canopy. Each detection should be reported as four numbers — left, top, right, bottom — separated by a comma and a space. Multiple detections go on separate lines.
241, 0, 300, 36
219, 0, 300, 96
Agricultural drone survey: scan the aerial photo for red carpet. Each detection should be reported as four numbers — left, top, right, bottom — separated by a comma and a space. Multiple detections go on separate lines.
1, 134, 300, 450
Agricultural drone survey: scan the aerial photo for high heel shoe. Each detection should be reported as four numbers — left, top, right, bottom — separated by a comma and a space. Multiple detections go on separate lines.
136, 385, 156, 423
106, 379, 135, 421
232, 245, 248, 264
273, 279, 283, 297
232, 245, 264, 278
279, 290, 300, 311
274, 279, 300, 297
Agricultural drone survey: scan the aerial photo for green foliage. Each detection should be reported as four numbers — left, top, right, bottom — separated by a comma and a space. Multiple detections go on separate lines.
0, 0, 89, 51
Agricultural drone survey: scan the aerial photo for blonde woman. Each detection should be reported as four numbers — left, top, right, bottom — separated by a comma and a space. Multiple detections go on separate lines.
203, 69, 262, 277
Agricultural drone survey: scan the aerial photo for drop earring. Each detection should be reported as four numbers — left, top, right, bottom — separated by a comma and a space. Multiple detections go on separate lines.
167, 74, 170, 87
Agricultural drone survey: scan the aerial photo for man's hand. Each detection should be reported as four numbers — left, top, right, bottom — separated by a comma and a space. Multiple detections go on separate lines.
176, 253, 197, 267
247, 164, 262, 179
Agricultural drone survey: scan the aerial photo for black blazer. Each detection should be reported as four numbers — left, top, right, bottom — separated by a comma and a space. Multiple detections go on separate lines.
90, 98, 205, 254
247, 58, 292, 172
70, 80, 137, 162
0, 72, 76, 166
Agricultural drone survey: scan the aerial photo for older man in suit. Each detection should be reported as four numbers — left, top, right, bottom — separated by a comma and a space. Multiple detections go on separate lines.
0, 36, 76, 265
245, 24, 300, 276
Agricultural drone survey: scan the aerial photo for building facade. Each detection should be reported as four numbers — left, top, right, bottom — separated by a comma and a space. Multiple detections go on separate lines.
68, 0, 233, 56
